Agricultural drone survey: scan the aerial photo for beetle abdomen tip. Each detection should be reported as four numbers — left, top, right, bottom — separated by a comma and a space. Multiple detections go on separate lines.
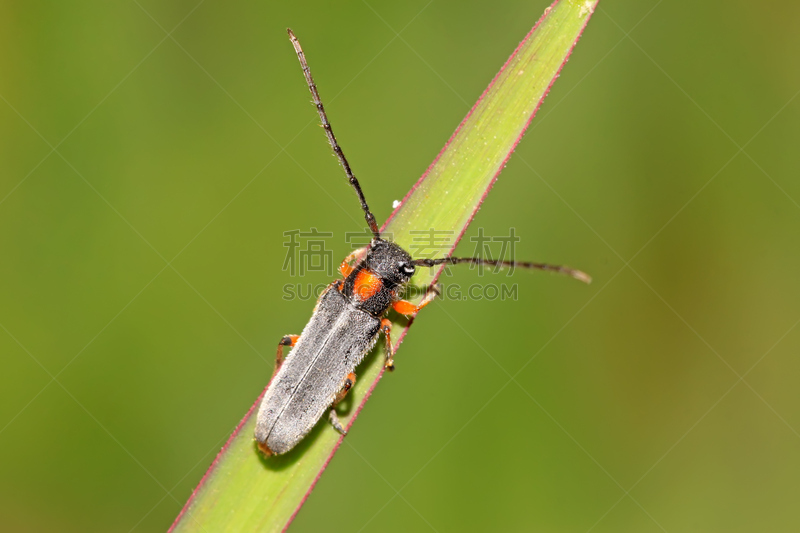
257, 440, 275, 457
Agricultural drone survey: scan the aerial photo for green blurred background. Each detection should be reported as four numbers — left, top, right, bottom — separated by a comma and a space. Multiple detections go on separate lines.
2, 0, 799, 531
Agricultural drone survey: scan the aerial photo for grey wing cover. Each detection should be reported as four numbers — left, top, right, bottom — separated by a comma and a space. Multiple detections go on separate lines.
255, 286, 381, 454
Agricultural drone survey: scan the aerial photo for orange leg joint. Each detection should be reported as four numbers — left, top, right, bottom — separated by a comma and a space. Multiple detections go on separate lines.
392, 299, 418, 316
334, 372, 357, 405
392, 285, 439, 316
273, 334, 300, 378
338, 247, 369, 278
339, 257, 355, 277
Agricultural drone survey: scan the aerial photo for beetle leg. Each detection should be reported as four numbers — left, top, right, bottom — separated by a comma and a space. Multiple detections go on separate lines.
334, 372, 356, 405
329, 409, 347, 435
329, 372, 356, 435
273, 334, 299, 378
392, 284, 441, 316
338, 256, 356, 278
338, 246, 368, 277
380, 318, 396, 371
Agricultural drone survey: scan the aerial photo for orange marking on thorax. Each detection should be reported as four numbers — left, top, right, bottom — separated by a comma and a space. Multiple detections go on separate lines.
353, 268, 383, 302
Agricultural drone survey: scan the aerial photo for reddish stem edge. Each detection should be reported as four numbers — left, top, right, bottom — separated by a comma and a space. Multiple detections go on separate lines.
168, 387, 269, 532
169, 1, 597, 531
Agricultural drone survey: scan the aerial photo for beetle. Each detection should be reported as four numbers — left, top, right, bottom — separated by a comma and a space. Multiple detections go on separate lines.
254, 29, 590, 457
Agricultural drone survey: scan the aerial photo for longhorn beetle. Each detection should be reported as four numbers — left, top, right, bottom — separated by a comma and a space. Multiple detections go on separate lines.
255, 29, 591, 457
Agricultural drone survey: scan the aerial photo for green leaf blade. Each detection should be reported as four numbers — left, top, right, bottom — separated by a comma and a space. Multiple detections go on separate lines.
170, 2, 597, 531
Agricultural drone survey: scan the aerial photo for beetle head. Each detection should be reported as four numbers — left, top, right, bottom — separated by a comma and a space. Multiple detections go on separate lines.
365, 238, 415, 287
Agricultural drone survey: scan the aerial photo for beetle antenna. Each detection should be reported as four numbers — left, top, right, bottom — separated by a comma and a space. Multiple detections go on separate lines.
411, 257, 592, 284
287, 28, 381, 239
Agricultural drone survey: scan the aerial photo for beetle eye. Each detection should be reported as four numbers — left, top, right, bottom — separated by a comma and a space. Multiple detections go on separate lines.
400, 263, 415, 276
